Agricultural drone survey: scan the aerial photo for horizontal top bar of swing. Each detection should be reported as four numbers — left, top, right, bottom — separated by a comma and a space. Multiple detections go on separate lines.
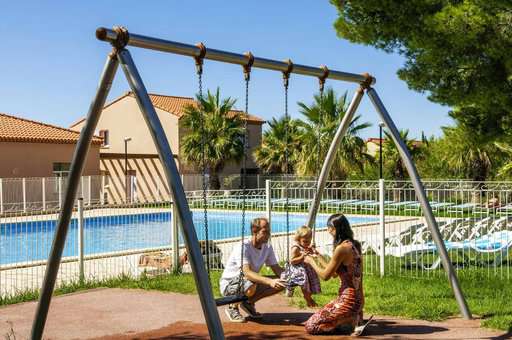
97, 27, 374, 85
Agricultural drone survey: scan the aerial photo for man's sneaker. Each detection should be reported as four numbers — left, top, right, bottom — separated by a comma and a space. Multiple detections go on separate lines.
225, 305, 246, 323
240, 300, 262, 319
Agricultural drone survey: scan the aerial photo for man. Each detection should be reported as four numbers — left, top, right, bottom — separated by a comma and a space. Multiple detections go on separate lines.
219, 217, 286, 322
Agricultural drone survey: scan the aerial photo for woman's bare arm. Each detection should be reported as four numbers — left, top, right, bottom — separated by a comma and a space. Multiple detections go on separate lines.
305, 243, 351, 281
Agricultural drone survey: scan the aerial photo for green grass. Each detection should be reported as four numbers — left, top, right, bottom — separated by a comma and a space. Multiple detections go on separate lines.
290, 269, 512, 332
3, 269, 510, 332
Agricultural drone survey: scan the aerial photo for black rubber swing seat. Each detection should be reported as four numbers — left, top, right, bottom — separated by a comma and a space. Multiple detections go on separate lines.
215, 295, 249, 306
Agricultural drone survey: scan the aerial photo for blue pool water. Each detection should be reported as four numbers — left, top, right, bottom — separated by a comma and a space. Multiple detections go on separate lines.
0, 212, 378, 265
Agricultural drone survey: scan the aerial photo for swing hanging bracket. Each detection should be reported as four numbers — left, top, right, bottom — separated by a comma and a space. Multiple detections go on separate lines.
194, 42, 207, 75
318, 65, 329, 92
99, 26, 130, 54
360, 72, 376, 89
242, 52, 254, 81
282, 59, 293, 89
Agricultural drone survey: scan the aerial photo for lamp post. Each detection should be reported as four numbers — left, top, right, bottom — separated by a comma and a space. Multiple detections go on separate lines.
378, 122, 385, 277
124, 137, 132, 202
379, 122, 384, 179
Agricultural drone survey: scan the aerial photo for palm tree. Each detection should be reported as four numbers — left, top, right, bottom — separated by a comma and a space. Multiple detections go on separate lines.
181, 88, 244, 189
254, 116, 301, 174
296, 88, 372, 179
495, 142, 512, 178
382, 129, 425, 181
440, 124, 494, 182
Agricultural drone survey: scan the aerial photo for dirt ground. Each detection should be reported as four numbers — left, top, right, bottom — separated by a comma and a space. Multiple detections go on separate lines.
0, 288, 508, 339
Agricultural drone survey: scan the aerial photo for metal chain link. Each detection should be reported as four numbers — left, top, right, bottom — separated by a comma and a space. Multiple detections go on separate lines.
197, 64, 210, 281
313, 84, 325, 244
284, 76, 290, 267
238, 75, 250, 295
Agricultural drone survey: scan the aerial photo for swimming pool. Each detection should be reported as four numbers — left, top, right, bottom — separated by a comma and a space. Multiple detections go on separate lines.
0, 212, 378, 265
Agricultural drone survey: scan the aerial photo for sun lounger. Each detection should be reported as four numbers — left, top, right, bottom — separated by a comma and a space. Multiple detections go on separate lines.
404, 201, 454, 212
324, 199, 359, 210
447, 203, 479, 214
497, 204, 512, 215
386, 201, 418, 211
360, 200, 394, 212
344, 200, 377, 212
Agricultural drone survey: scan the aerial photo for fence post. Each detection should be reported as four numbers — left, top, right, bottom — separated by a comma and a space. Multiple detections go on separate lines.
78, 198, 85, 283
100, 175, 105, 205
0, 178, 3, 214
379, 178, 385, 277
22, 177, 27, 212
88, 176, 92, 206
81, 176, 85, 203
58, 176, 62, 209
265, 180, 271, 226
172, 202, 180, 273
42, 178, 46, 211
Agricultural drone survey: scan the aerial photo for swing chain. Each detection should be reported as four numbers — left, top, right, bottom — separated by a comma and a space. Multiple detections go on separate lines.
313, 65, 329, 244
282, 59, 293, 268
238, 54, 253, 295
195, 42, 210, 278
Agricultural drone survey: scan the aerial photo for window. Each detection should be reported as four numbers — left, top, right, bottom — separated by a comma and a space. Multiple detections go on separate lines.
53, 163, 70, 177
99, 129, 110, 147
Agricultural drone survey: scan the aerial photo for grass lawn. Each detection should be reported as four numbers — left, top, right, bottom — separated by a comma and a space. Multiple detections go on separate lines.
3, 269, 509, 332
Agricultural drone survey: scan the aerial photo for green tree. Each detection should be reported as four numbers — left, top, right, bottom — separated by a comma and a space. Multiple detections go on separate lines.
382, 129, 425, 180
254, 116, 301, 174
296, 88, 372, 179
331, 1, 512, 136
181, 88, 244, 189
439, 123, 496, 182
416, 136, 454, 180
495, 141, 512, 179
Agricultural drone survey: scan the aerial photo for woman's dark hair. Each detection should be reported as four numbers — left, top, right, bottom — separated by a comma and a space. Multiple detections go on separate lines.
327, 213, 361, 253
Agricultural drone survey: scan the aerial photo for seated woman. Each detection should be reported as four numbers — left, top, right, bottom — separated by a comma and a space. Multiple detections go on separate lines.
303, 213, 364, 335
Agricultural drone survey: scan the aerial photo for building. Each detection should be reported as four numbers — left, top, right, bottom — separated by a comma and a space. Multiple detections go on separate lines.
0, 112, 102, 211
366, 138, 383, 157
70, 92, 265, 203
0, 112, 101, 178
366, 137, 423, 157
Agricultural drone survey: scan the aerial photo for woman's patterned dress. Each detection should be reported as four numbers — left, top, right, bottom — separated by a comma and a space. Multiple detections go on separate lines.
304, 240, 364, 335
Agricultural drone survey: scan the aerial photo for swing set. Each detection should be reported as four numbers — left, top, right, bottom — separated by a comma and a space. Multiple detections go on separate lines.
30, 26, 472, 340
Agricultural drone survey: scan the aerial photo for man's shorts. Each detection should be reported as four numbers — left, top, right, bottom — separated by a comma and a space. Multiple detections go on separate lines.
222, 275, 254, 296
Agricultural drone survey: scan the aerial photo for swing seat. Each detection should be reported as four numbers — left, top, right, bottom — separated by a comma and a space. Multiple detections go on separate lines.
215, 294, 249, 306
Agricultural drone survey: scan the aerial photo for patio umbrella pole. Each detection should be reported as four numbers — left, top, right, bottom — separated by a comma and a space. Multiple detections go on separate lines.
367, 87, 472, 320
30, 52, 119, 340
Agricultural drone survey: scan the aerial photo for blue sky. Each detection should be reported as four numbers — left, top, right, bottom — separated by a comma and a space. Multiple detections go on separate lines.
1, 1, 453, 139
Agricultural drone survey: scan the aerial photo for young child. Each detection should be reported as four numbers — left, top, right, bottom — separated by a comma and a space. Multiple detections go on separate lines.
282, 226, 321, 307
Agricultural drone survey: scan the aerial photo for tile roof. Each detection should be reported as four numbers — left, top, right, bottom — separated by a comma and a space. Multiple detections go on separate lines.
70, 92, 265, 128
0, 112, 103, 145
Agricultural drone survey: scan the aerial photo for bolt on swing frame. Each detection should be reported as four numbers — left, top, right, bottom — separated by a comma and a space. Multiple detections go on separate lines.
30, 26, 471, 340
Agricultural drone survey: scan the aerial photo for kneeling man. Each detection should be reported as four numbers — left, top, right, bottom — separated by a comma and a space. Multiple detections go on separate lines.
220, 217, 286, 322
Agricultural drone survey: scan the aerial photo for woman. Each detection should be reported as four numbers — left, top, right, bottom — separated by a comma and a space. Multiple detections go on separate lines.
303, 213, 364, 335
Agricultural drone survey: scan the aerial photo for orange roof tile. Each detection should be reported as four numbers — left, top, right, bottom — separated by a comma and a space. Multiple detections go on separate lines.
69, 92, 265, 128
0, 112, 103, 145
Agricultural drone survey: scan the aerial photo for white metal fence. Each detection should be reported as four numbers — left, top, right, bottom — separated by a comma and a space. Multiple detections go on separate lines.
0, 178, 511, 298
0, 175, 306, 213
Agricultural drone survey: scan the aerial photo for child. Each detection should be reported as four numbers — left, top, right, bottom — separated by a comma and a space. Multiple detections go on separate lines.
282, 226, 321, 307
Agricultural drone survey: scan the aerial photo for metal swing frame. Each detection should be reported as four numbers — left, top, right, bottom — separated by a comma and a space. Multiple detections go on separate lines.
30, 26, 471, 340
